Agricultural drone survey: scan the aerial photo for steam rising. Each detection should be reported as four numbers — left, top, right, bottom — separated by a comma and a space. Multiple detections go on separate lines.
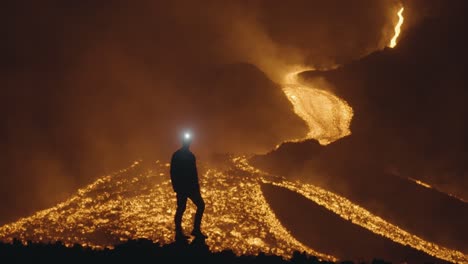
1, 1, 399, 223
1, 1, 466, 261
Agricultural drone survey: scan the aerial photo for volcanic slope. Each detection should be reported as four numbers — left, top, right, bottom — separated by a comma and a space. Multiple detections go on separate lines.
0, 158, 466, 263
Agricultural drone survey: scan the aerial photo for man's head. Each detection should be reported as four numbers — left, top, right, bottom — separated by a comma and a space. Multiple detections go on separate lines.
182, 132, 192, 149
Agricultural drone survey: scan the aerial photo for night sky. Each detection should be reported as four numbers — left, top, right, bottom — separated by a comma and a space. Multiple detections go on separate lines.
1, 0, 467, 255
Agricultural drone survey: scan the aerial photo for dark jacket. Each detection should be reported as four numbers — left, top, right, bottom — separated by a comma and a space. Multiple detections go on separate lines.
170, 148, 199, 194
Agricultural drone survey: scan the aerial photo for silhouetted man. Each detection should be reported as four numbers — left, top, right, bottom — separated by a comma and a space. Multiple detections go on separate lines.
170, 132, 206, 240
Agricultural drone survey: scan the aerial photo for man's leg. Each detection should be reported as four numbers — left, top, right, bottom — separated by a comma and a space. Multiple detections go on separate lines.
175, 193, 188, 237
188, 191, 206, 237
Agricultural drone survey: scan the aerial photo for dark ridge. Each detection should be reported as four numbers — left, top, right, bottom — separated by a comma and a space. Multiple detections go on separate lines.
250, 139, 324, 177
261, 183, 448, 264
0, 239, 401, 264
251, 138, 468, 252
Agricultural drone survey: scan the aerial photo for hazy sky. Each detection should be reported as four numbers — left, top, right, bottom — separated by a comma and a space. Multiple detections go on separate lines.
2, 0, 466, 230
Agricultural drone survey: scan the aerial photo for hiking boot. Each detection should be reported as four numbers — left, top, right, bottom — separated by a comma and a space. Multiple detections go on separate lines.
191, 229, 207, 239
175, 231, 189, 241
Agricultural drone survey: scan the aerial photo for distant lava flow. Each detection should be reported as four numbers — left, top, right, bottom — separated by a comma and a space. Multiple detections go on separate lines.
1, 4, 464, 262
389, 7, 404, 48
408, 177, 467, 203
282, 68, 353, 145
1, 158, 466, 263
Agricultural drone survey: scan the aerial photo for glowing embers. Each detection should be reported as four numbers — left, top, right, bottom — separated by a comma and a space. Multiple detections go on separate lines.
0, 161, 335, 261
408, 177, 432, 189
389, 7, 404, 48
2, 158, 466, 263
283, 69, 353, 145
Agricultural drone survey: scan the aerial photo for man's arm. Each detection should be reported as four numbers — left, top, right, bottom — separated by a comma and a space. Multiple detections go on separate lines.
192, 154, 200, 190
170, 153, 178, 192
193, 155, 198, 179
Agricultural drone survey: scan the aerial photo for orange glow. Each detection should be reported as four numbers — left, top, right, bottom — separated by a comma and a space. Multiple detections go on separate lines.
0, 160, 336, 261
1, 158, 466, 263
234, 157, 468, 263
282, 68, 353, 145
2, 6, 465, 260
408, 177, 467, 203
389, 7, 404, 48
408, 177, 432, 189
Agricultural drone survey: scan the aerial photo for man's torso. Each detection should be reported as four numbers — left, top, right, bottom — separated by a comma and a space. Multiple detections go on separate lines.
170, 148, 199, 194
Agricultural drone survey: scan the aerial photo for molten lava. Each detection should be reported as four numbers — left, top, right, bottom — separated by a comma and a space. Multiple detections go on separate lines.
235, 158, 467, 263
0, 160, 335, 261
282, 68, 353, 145
389, 7, 404, 48
1, 158, 466, 263
1, 5, 465, 262
408, 177, 467, 203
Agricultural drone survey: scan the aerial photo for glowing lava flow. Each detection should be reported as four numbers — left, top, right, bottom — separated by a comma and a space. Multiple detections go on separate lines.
408, 177, 467, 203
234, 157, 468, 264
282, 68, 353, 145
0, 5, 463, 261
389, 7, 405, 48
2, 157, 466, 263
0, 160, 336, 262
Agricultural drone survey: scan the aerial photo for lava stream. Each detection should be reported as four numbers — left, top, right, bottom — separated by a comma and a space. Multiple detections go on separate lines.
234, 157, 468, 264
389, 7, 404, 48
282, 68, 353, 145
0, 160, 336, 261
